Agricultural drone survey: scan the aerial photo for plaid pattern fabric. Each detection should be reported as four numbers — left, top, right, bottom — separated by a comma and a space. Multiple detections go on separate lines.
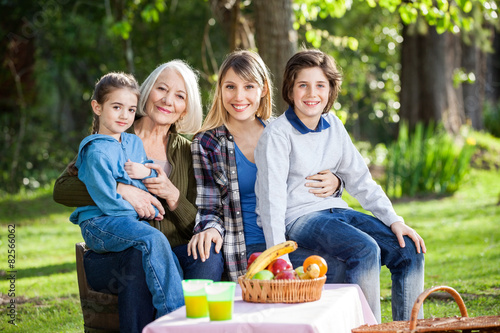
191, 125, 248, 281
191, 122, 345, 281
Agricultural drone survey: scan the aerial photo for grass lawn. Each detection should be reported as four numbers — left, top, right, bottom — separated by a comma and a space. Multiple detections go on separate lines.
1, 146, 499, 331
0, 188, 83, 332
340, 167, 500, 323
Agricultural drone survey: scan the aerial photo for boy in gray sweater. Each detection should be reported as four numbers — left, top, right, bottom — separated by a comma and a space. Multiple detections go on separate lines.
255, 49, 426, 323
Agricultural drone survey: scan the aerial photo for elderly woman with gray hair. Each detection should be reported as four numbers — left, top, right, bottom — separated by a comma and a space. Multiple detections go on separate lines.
53, 60, 224, 332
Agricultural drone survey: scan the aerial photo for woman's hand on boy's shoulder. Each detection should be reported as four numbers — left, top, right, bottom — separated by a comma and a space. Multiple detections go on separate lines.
390, 221, 427, 254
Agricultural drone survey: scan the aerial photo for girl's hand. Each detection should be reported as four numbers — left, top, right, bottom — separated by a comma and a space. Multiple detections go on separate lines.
142, 163, 180, 211
125, 159, 151, 179
117, 183, 165, 220
305, 169, 340, 197
187, 228, 223, 262
390, 221, 427, 254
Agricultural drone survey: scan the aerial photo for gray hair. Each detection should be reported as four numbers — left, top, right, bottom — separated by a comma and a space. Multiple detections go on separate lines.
138, 60, 202, 134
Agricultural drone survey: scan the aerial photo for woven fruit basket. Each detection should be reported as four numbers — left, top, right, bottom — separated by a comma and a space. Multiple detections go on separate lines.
352, 285, 500, 332
237, 275, 326, 303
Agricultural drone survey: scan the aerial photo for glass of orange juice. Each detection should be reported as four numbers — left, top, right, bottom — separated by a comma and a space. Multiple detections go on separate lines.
205, 281, 236, 321
182, 279, 213, 318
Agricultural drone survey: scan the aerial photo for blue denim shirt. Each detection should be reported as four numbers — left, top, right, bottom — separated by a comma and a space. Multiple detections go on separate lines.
70, 132, 157, 224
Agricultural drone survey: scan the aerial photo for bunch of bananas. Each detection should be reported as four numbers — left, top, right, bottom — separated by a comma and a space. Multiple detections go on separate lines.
244, 240, 298, 279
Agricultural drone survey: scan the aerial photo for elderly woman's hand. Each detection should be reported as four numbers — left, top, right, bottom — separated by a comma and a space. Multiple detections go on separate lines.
142, 163, 180, 211
305, 169, 340, 197
117, 183, 165, 220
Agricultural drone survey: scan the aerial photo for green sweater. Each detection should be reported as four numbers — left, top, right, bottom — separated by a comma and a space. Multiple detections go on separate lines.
53, 131, 197, 249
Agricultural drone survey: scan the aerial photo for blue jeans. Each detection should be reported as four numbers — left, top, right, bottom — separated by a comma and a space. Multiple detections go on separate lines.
84, 247, 155, 333
286, 208, 425, 323
80, 216, 184, 318
173, 243, 224, 280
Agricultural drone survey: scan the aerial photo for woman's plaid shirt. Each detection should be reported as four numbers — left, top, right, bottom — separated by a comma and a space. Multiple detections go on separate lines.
191, 125, 248, 281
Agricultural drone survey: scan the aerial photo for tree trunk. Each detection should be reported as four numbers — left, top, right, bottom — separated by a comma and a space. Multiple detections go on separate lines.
486, 28, 500, 104
253, 0, 297, 115
461, 36, 485, 130
400, 24, 421, 129
208, 0, 255, 52
400, 23, 465, 134
421, 27, 447, 124
443, 32, 466, 134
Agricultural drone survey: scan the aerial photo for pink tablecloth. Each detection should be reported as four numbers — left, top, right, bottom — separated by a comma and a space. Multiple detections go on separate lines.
143, 284, 377, 333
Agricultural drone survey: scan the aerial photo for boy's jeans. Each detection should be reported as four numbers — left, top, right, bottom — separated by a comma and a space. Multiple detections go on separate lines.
80, 216, 184, 318
286, 208, 425, 323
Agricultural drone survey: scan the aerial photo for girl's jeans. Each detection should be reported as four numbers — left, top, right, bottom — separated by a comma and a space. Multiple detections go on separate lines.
286, 208, 425, 323
80, 216, 184, 318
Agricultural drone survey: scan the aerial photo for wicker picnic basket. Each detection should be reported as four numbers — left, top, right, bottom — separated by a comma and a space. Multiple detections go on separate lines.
237, 275, 326, 303
352, 285, 500, 332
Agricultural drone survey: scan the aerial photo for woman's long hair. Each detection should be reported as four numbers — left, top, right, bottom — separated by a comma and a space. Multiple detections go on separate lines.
199, 50, 274, 133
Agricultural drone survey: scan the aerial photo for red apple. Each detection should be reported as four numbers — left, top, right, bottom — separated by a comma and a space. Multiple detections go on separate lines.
266, 259, 276, 271
274, 269, 297, 280
247, 252, 262, 269
268, 258, 292, 276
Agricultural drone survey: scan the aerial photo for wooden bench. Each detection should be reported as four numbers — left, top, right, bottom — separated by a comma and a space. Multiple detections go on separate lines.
75, 242, 120, 333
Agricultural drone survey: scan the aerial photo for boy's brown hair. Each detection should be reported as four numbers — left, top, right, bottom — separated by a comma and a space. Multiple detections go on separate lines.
282, 49, 342, 113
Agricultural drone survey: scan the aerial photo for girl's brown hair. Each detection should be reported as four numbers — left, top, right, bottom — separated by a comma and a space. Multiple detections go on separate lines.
282, 49, 342, 113
90, 72, 140, 134
67, 72, 140, 175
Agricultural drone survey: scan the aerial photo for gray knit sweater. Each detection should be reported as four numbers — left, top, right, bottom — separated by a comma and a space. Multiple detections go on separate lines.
255, 109, 403, 249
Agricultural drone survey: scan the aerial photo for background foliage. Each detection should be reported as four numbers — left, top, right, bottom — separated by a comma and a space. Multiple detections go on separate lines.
1, 0, 499, 197
384, 122, 477, 198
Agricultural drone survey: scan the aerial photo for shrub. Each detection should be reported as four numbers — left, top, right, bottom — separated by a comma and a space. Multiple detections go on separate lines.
384, 122, 476, 198
483, 100, 500, 138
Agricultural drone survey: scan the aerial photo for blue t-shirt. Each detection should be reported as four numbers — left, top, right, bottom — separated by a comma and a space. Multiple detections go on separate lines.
235, 143, 266, 245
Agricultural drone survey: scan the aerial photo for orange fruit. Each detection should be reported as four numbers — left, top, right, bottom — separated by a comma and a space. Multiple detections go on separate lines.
303, 255, 328, 277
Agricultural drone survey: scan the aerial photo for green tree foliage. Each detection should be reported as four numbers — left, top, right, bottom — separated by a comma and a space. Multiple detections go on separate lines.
293, 2, 403, 143
483, 101, 500, 137
0, 0, 227, 194
292, 0, 498, 143
1, 0, 498, 194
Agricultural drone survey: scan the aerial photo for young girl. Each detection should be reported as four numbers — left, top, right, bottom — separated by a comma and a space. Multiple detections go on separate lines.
189, 50, 344, 281
69, 72, 184, 319
254, 49, 426, 323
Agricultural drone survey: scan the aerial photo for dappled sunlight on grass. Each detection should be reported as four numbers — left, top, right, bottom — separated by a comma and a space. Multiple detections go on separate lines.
0, 297, 83, 332
0, 184, 74, 225
378, 168, 500, 321
0, 163, 498, 329
16, 272, 80, 299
